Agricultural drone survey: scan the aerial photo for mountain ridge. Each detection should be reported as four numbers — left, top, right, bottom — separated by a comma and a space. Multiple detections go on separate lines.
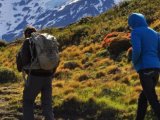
0, 0, 122, 41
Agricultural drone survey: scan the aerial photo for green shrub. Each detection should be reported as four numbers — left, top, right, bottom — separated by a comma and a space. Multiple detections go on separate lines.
0, 67, 19, 83
108, 37, 131, 57
63, 61, 81, 70
96, 72, 105, 78
83, 62, 93, 69
54, 94, 83, 116
0, 40, 7, 47
72, 25, 91, 38
71, 25, 91, 45
77, 16, 93, 24
81, 57, 89, 64
56, 25, 91, 50
96, 50, 109, 57
78, 73, 90, 81
106, 65, 121, 74
54, 69, 72, 80
56, 31, 73, 50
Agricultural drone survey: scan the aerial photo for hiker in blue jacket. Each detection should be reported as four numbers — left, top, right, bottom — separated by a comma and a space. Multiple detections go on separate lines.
128, 13, 160, 120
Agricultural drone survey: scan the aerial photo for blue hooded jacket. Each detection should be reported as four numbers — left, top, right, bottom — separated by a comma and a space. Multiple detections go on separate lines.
128, 13, 160, 72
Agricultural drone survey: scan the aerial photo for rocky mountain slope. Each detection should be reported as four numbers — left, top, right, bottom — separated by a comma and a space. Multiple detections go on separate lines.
0, 0, 123, 41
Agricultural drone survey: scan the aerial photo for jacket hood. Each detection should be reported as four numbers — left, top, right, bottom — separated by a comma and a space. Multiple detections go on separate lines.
128, 13, 148, 29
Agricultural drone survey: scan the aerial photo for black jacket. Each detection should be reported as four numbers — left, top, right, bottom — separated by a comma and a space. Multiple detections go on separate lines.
20, 38, 56, 77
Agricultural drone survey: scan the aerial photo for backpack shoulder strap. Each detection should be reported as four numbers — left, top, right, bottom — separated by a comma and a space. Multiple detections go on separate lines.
27, 37, 36, 74
28, 38, 34, 61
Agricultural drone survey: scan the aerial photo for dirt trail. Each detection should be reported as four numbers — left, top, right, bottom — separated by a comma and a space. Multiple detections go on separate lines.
0, 85, 23, 120
0, 85, 67, 120
0, 85, 51, 120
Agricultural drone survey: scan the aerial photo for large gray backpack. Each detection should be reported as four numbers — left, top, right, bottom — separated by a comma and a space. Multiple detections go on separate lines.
26, 33, 59, 71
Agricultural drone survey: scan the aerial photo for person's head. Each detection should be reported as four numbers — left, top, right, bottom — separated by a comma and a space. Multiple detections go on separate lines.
24, 26, 37, 38
128, 13, 148, 29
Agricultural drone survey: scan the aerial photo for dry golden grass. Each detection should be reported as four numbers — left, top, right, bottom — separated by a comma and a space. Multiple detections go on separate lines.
60, 45, 83, 60
105, 65, 120, 74
95, 58, 114, 67
150, 19, 160, 30
2, 0, 160, 119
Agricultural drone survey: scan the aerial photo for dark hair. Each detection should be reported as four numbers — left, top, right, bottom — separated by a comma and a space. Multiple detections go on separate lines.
24, 26, 37, 38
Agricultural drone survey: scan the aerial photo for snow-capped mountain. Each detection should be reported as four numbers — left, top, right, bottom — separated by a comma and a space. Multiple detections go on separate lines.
0, 0, 123, 41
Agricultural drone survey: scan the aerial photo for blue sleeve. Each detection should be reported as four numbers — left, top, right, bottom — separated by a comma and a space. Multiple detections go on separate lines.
131, 31, 141, 65
158, 33, 160, 60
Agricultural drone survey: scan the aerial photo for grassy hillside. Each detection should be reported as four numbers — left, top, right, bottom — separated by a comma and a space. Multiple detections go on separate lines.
1, 0, 160, 119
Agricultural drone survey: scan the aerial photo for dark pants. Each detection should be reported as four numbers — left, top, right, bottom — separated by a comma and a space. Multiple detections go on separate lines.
23, 75, 54, 120
136, 69, 160, 120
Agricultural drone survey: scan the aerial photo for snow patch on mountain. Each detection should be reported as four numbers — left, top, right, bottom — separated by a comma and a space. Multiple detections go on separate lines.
0, 0, 123, 41
114, 0, 124, 4
45, 0, 68, 9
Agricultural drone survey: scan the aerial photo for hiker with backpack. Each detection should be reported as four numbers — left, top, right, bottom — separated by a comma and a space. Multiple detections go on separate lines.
16, 26, 59, 120
128, 13, 160, 120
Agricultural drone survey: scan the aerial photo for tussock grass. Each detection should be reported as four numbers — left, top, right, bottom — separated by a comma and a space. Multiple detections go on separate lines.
1, 0, 160, 119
